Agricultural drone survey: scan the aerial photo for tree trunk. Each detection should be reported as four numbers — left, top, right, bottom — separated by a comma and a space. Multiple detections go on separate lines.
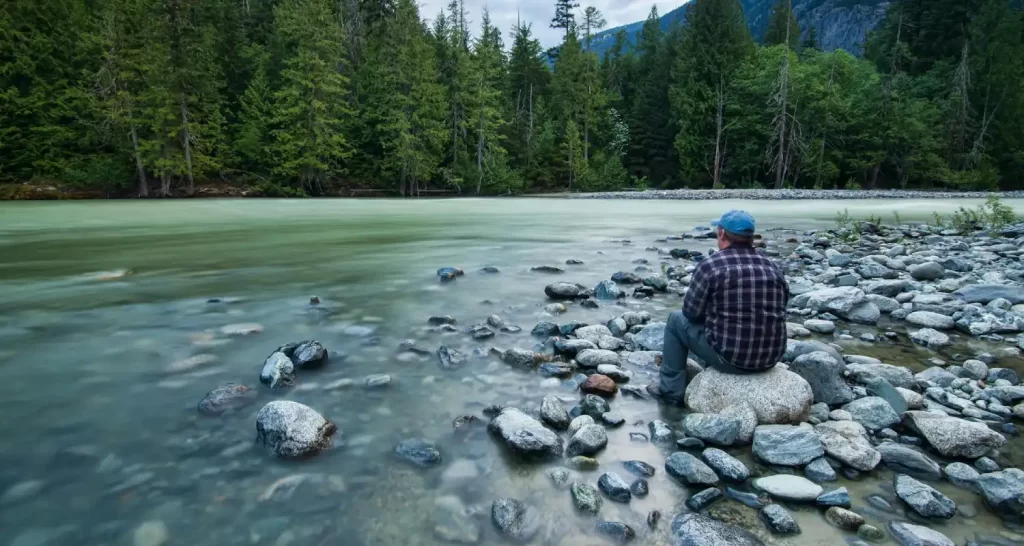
180, 95, 195, 196
567, 141, 574, 191
712, 81, 725, 189
475, 108, 484, 195
129, 124, 148, 197
159, 144, 171, 196
773, 6, 791, 190
584, 85, 590, 162
526, 84, 534, 168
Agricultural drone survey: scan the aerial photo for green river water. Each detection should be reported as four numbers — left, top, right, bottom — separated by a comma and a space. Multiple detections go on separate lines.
1, 198, 1023, 546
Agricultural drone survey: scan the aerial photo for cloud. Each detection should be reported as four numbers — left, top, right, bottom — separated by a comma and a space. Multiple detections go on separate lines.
417, 0, 687, 48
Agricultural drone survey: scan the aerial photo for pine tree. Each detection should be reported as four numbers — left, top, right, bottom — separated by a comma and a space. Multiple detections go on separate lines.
469, 10, 508, 194
801, 26, 819, 52
551, 0, 580, 39
234, 49, 274, 174
673, 0, 755, 186
506, 20, 550, 172
763, 0, 800, 51
270, 0, 352, 194
580, 7, 607, 50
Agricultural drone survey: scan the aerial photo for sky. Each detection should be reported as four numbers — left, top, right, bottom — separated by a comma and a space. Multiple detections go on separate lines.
418, 0, 687, 47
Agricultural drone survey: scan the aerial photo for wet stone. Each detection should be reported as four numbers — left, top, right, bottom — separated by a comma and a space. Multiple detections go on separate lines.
665, 452, 720, 486
568, 415, 595, 437
754, 475, 823, 502
596, 521, 636, 544
888, 522, 954, 546
686, 487, 725, 511
630, 478, 649, 497
571, 482, 603, 515
683, 413, 741, 446
825, 506, 865, 531
601, 412, 625, 427
670, 513, 764, 546
197, 384, 256, 415
547, 468, 575, 489
598, 472, 632, 503
649, 420, 673, 444
623, 460, 655, 478
491, 498, 540, 542
857, 524, 885, 542
752, 425, 824, 466
567, 425, 608, 457
893, 474, 956, 519
677, 437, 706, 449
580, 394, 611, 418
395, 438, 442, 468
943, 462, 980, 492
816, 487, 851, 508
805, 457, 837, 482
701, 448, 751, 482
876, 443, 941, 481
760, 504, 801, 535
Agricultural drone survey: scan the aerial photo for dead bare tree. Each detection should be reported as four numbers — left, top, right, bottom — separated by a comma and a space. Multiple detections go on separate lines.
768, 3, 792, 189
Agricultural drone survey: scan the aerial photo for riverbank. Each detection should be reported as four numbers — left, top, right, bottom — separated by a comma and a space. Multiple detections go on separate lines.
2, 199, 1024, 546
571, 188, 1024, 200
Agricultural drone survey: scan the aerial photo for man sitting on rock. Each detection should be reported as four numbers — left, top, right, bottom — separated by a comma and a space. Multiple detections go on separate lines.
647, 210, 790, 405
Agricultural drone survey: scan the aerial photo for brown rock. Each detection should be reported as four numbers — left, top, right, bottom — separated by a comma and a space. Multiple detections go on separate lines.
581, 374, 618, 397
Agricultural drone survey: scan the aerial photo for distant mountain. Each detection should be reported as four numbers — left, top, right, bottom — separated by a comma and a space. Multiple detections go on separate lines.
587, 0, 891, 58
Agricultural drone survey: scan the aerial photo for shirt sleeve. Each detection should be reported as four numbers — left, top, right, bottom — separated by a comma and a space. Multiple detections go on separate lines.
683, 261, 714, 322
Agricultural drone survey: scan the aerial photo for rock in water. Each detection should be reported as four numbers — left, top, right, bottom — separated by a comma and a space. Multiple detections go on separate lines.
754, 475, 823, 502
581, 374, 618, 396
502, 348, 536, 368
540, 396, 570, 430
902, 411, 1006, 458
437, 346, 466, 370
865, 376, 908, 414
580, 394, 611, 418
686, 487, 725, 511
260, 352, 295, 388
888, 522, 954, 546
909, 261, 945, 281
133, 520, 169, 546
630, 478, 649, 497
433, 496, 481, 544
395, 438, 442, 468
906, 311, 955, 330
683, 413, 741, 446
975, 468, 1024, 520
893, 474, 956, 519
598, 472, 632, 503
824, 507, 864, 532
665, 452, 719, 486
197, 384, 256, 415
805, 458, 837, 482
545, 282, 581, 300
752, 425, 824, 466
571, 482, 603, 515
842, 397, 901, 431
876, 443, 941, 480
567, 425, 608, 457
910, 328, 950, 348
594, 280, 622, 300
567, 415, 595, 437
492, 498, 539, 542
788, 351, 854, 405
816, 487, 851, 508
649, 420, 673, 443
759, 504, 801, 535
488, 408, 563, 460
289, 340, 328, 368
943, 462, 980, 492
670, 513, 765, 546
701, 448, 750, 481
596, 521, 635, 543
576, 349, 619, 368
255, 401, 336, 458
953, 284, 1024, 305
624, 460, 656, 477
814, 420, 881, 471
685, 367, 813, 424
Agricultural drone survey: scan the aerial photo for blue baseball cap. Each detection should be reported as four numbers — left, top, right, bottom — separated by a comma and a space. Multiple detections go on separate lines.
711, 210, 756, 237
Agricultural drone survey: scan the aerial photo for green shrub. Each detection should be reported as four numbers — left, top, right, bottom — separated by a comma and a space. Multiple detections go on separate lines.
251, 180, 307, 197
834, 208, 852, 230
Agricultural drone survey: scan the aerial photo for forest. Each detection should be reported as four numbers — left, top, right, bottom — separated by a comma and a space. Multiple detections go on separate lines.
1, 0, 1022, 197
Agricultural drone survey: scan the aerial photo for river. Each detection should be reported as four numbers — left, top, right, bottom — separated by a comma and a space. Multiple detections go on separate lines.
1, 198, 1022, 546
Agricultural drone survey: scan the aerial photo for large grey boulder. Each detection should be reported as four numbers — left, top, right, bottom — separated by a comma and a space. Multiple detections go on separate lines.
903, 411, 1006, 458
632, 322, 666, 351
976, 468, 1024, 520
752, 425, 824, 466
671, 513, 765, 546
954, 284, 1024, 305
894, 474, 956, 519
685, 367, 812, 425
909, 262, 946, 281
255, 401, 336, 458
842, 397, 901, 431
814, 420, 881, 471
877, 443, 941, 480
789, 351, 855, 405
906, 311, 955, 330
665, 452, 719, 486
540, 396, 570, 430
491, 498, 540, 542
545, 282, 581, 300
488, 408, 563, 460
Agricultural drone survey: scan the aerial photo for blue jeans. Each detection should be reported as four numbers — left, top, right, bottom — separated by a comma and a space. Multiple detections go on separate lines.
659, 311, 756, 402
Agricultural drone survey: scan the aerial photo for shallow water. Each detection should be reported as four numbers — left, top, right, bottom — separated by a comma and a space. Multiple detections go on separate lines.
1, 198, 1023, 546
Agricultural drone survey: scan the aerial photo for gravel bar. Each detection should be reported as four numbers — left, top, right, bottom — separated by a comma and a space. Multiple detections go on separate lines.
570, 189, 1024, 200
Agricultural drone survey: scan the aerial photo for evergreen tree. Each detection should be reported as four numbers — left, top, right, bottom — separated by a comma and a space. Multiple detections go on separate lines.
270, 0, 352, 194
673, 0, 755, 187
551, 0, 579, 39
506, 21, 550, 173
763, 0, 800, 51
234, 48, 274, 175
580, 7, 607, 50
469, 10, 509, 194
801, 27, 819, 52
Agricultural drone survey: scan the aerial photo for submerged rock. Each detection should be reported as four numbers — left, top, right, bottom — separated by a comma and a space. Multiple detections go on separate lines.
491, 498, 539, 542
888, 522, 954, 546
759, 504, 800, 535
571, 481, 603, 515
395, 438, 443, 468
488, 408, 563, 460
437, 346, 466, 370
255, 401, 336, 458
567, 425, 608, 457
976, 468, 1024, 521
598, 472, 632, 503
197, 384, 256, 415
260, 352, 295, 388
596, 521, 636, 543
670, 513, 765, 546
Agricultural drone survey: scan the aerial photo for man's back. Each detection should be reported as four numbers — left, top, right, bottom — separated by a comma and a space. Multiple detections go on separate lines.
683, 246, 789, 370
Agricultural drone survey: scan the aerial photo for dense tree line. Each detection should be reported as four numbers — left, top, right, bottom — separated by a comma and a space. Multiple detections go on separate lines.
1, 0, 1022, 196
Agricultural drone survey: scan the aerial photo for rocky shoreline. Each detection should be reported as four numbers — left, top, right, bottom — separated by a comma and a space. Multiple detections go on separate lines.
191, 216, 1024, 544
570, 188, 1024, 200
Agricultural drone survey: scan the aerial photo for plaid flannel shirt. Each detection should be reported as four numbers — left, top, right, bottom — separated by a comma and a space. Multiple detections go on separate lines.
683, 246, 789, 371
